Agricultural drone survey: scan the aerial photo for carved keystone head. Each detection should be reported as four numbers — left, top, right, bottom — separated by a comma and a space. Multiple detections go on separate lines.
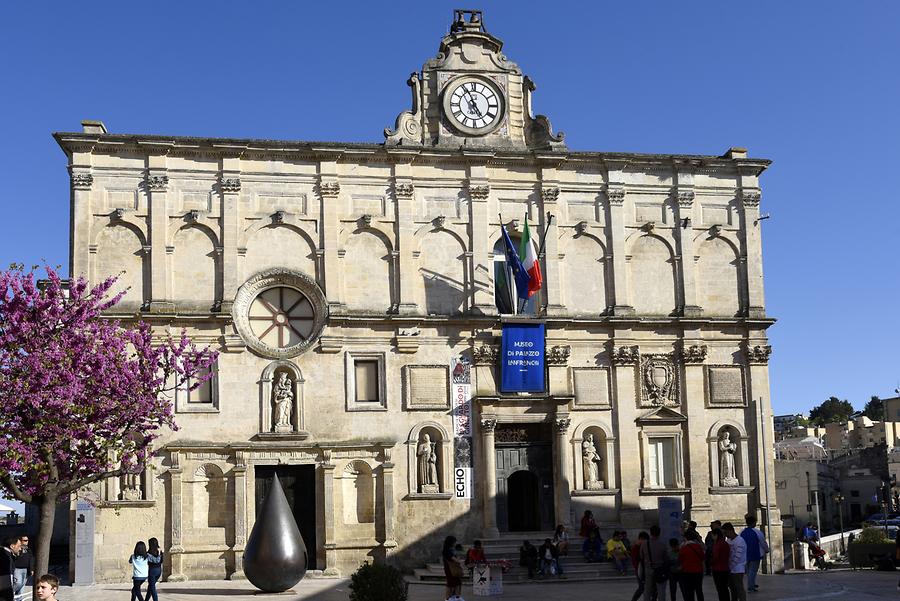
111, 208, 126, 220
186, 209, 200, 223
642, 221, 656, 233
358, 214, 373, 228
710, 224, 723, 237
272, 210, 285, 224
574, 221, 588, 235
433, 215, 446, 229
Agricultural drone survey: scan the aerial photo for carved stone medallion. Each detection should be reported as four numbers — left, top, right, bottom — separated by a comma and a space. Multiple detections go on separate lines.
640, 354, 679, 407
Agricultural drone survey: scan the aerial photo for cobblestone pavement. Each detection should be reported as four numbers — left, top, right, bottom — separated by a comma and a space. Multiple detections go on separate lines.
44, 570, 900, 600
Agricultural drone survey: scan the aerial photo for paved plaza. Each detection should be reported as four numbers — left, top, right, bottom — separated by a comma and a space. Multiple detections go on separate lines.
42, 570, 900, 600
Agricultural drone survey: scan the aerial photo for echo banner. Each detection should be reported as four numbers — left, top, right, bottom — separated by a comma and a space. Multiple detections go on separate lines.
500, 322, 545, 393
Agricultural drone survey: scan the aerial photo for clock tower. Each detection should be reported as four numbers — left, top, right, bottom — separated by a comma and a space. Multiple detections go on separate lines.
385, 9, 566, 150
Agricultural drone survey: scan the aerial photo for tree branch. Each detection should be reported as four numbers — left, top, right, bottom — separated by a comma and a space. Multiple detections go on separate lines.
0, 472, 32, 504
58, 465, 128, 498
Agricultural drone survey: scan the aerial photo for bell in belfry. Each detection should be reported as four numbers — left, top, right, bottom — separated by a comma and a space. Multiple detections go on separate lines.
243, 475, 308, 592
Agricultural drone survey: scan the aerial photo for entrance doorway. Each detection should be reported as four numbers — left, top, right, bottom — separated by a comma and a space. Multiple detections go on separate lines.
507, 470, 541, 531
254, 465, 317, 569
495, 423, 555, 532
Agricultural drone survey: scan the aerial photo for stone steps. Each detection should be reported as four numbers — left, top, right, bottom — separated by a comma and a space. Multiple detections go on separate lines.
411, 530, 633, 583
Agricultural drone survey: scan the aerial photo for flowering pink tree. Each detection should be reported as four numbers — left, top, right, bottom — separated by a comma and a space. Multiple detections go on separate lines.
0, 266, 217, 580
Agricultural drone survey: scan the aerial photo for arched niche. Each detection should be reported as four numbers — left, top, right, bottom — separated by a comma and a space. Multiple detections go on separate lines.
562, 233, 609, 316
258, 361, 307, 438
697, 236, 742, 317
244, 224, 317, 283
417, 229, 467, 315
406, 421, 452, 498
341, 229, 395, 313
93, 224, 149, 311
340, 460, 376, 525
708, 420, 750, 489
172, 225, 222, 312
571, 422, 617, 491
187, 463, 230, 531
627, 234, 678, 316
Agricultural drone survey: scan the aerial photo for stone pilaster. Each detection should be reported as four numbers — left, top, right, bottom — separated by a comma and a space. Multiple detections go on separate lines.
746, 341, 783, 572
230, 461, 247, 580
321, 452, 339, 575
538, 164, 565, 315
681, 339, 711, 523
605, 173, 633, 315
480, 417, 499, 538
554, 415, 572, 528
611, 341, 642, 527
69, 159, 93, 279
219, 159, 241, 313
467, 165, 495, 315
167, 454, 186, 581
380, 447, 398, 553
147, 157, 174, 313
319, 163, 343, 310
674, 177, 700, 316
739, 188, 765, 318
393, 161, 419, 314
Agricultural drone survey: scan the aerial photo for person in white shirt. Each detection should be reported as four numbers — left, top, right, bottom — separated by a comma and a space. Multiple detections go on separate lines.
723, 523, 747, 601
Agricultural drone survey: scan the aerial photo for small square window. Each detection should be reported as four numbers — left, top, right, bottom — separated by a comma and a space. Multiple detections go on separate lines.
175, 361, 219, 413
345, 352, 387, 411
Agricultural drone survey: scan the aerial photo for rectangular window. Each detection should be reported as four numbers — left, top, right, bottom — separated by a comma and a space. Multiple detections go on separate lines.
345, 352, 387, 411
354, 360, 379, 403
174, 361, 219, 413
648, 438, 675, 488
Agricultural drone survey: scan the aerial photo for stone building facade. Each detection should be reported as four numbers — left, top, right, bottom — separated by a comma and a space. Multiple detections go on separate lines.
56, 10, 782, 581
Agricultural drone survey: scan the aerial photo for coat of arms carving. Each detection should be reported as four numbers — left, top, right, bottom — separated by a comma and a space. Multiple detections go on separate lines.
640, 354, 679, 407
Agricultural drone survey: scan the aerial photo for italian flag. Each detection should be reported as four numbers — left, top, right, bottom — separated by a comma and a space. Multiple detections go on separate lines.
518, 216, 543, 299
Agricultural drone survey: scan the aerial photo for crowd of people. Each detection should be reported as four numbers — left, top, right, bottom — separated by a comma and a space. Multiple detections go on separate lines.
629, 515, 769, 601
1, 534, 58, 601
442, 511, 768, 601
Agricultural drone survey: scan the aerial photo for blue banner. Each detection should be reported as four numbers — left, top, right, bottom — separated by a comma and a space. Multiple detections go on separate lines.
500, 323, 545, 393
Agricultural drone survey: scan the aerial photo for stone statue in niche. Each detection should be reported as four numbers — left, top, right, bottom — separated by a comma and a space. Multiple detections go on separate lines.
582, 434, 604, 490
273, 372, 294, 432
120, 471, 142, 501
719, 430, 739, 487
417, 433, 439, 493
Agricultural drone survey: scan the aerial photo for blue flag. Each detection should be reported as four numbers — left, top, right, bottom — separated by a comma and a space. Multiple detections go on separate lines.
500, 224, 531, 299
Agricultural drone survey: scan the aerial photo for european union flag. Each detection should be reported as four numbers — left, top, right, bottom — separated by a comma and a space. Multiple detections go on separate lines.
500, 224, 531, 298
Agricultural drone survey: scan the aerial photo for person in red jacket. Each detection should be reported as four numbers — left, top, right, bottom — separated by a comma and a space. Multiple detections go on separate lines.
678, 531, 706, 601
709, 528, 731, 601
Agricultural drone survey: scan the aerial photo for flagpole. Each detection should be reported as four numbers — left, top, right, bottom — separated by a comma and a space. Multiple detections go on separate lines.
499, 213, 516, 315
535, 213, 554, 311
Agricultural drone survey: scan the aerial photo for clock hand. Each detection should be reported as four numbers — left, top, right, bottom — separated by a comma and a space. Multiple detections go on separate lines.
463, 90, 483, 118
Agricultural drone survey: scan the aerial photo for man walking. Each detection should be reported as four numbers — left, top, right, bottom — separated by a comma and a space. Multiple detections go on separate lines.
739, 515, 768, 592
723, 523, 747, 601
641, 525, 670, 601
0, 537, 22, 601
12, 535, 32, 601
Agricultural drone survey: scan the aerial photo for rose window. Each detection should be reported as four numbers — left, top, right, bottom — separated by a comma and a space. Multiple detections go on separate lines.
232, 269, 327, 359
248, 287, 315, 349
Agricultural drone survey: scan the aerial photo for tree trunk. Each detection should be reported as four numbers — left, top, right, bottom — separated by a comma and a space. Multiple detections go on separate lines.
33, 494, 57, 600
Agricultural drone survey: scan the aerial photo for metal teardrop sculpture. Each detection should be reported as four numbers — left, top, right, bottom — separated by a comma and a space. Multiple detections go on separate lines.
243, 475, 308, 592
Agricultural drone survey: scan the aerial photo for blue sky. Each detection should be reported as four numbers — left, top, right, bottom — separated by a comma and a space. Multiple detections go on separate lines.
0, 0, 898, 433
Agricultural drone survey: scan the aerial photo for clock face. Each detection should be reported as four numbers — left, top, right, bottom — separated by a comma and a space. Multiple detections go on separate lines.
444, 77, 504, 135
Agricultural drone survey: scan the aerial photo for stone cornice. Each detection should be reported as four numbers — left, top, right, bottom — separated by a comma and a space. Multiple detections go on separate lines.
52, 132, 771, 173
